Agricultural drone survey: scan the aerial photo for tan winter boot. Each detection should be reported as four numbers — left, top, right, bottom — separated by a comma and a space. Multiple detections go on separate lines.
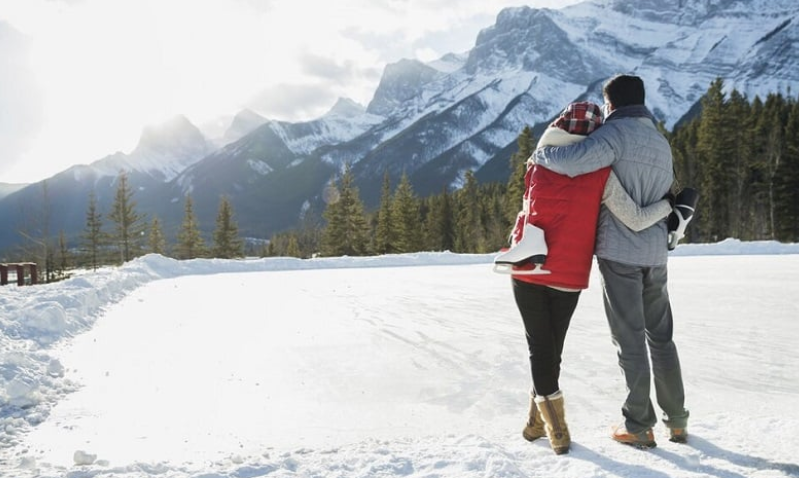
535, 390, 571, 455
522, 392, 546, 442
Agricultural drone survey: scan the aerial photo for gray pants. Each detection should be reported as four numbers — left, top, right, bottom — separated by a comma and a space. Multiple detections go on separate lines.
597, 258, 689, 433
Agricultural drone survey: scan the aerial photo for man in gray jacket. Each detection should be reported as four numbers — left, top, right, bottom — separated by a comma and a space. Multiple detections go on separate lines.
532, 74, 689, 448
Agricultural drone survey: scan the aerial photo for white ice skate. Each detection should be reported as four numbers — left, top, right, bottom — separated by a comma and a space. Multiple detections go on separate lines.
493, 224, 551, 275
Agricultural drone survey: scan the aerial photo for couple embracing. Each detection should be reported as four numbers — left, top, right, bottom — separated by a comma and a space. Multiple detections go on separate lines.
498, 74, 696, 455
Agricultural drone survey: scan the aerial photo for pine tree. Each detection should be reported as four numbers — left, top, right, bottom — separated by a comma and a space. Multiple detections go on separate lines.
391, 173, 422, 253
747, 95, 773, 239
321, 164, 369, 256
761, 93, 787, 240
726, 89, 754, 239
424, 188, 454, 251
695, 78, 731, 241
108, 171, 147, 263
505, 126, 535, 224
454, 171, 482, 253
481, 182, 509, 252
176, 195, 207, 259
669, 119, 702, 244
374, 172, 393, 254
285, 235, 301, 257
212, 196, 244, 258
774, 97, 799, 241
81, 191, 106, 270
148, 216, 167, 255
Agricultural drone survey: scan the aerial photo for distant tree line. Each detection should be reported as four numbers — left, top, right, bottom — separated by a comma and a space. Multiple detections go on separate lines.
81, 172, 245, 270
669, 78, 799, 243
6, 79, 798, 275
9, 171, 246, 281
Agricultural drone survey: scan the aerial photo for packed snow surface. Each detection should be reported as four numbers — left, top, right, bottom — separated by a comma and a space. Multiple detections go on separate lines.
1, 238, 798, 477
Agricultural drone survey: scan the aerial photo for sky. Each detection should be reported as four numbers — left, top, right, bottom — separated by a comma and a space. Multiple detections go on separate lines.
0, 0, 582, 185
1, 239, 798, 477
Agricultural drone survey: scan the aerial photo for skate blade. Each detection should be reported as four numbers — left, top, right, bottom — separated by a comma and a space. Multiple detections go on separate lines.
492, 263, 551, 275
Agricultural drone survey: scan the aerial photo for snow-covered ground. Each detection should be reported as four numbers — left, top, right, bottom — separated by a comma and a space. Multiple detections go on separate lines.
1, 239, 798, 478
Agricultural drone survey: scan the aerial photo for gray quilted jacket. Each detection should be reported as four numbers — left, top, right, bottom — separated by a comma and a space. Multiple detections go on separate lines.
532, 106, 673, 266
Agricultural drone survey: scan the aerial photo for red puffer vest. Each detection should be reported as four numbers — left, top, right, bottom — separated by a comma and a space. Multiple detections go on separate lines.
510, 164, 611, 289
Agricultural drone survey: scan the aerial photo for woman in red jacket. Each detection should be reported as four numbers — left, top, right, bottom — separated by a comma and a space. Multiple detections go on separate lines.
502, 102, 671, 455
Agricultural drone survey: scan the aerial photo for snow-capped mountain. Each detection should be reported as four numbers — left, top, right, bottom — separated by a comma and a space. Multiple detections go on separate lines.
1, 0, 797, 252
0, 115, 213, 251
161, 98, 385, 238
90, 115, 212, 182
366, 59, 446, 116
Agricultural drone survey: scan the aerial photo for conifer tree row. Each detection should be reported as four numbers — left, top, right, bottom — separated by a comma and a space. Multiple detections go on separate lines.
670, 78, 799, 243
71, 175, 247, 268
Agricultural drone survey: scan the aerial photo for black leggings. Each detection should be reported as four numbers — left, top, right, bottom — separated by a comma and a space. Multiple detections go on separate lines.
512, 279, 580, 397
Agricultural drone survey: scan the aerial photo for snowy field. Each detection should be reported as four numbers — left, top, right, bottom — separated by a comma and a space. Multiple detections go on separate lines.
1, 239, 798, 478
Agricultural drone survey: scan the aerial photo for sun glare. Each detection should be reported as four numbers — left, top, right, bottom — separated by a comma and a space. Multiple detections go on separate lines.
1, 0, 574, 182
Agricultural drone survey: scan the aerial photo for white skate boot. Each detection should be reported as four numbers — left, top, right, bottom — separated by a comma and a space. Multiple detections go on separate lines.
493, 224, 551, 275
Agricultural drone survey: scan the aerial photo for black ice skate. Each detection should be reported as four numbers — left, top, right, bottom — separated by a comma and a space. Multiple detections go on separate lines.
667, 187, 700, 250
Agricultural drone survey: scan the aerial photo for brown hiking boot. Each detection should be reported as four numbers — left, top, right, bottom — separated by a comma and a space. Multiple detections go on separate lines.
669, 427, 688, 443
535, 391, 570, 455
522, 393, 546, 442
611, 425, 656, 449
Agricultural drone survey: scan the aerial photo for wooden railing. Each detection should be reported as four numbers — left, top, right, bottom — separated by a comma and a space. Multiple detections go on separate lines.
0, 262, 38, 286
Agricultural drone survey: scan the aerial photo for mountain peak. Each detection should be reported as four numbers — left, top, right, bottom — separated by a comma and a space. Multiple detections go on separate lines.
366, 59, 442, 116
324, 98, 365, 118
232, 108, 267, 125
134, 115, 204, 153
223, 109, 268, 145
87, 114, 213, 182
426, 52, 468, 73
